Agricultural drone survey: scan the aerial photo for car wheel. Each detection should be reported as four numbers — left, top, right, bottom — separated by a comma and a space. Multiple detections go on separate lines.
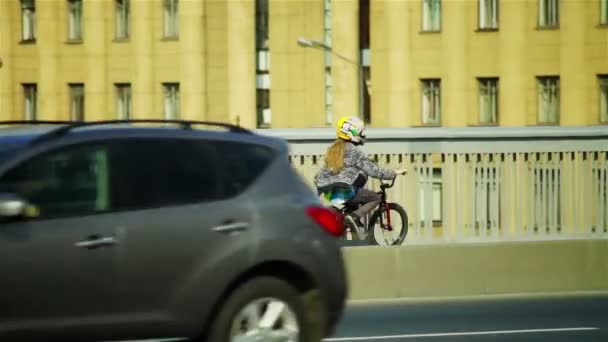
206, 276, 324, 342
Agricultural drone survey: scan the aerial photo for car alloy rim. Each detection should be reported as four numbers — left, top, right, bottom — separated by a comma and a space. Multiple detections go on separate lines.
230, 297, 300, 342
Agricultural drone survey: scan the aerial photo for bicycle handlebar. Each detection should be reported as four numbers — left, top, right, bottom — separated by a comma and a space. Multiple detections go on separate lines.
380, 175, 397, 190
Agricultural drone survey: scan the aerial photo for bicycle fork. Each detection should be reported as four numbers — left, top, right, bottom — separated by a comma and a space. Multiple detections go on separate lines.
382, 203, 393, 232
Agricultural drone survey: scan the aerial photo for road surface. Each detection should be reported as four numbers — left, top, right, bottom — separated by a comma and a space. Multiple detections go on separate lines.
326, 294, 608, 341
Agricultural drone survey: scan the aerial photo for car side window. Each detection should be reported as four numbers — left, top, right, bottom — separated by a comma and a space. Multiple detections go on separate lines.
213, 141, 275, 197
110, 138, 222, 211
0, 144, 111, 219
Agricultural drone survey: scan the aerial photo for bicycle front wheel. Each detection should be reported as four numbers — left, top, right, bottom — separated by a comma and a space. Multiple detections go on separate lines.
368, 203, 408, 246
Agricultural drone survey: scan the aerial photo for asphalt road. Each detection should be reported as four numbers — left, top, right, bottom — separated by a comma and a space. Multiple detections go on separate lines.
325, 294, 608, 342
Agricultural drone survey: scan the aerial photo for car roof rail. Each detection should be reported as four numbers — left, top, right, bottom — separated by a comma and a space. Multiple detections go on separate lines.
15, 119, 253, 145
0, 120, 76, 126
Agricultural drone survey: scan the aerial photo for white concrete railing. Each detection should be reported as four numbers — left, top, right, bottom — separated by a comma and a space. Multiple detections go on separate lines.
257, 126, 608, 244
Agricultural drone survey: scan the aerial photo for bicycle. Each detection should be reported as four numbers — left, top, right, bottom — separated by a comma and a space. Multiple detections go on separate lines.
321, 176, 409, 246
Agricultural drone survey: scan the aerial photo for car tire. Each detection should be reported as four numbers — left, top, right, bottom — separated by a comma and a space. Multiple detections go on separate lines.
205, 276, 325, 342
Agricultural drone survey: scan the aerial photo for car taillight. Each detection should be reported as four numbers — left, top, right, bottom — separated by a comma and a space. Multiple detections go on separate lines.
306, 206, 344, 237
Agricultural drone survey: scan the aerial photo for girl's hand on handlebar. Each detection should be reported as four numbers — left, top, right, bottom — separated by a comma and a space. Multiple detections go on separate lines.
395, 168, 408, 175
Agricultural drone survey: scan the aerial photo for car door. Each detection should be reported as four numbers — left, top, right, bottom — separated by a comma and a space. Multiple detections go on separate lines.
102, 136, 273, 335
0, 142, 120, 339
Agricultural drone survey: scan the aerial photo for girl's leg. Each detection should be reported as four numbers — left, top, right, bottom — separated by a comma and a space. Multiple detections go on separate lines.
350, 188, 381, 218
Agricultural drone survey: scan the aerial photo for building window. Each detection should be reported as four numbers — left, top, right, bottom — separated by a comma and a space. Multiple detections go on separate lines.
600, 75, 608, 123
69, 83, 85, 121
255, 0, 269, 50
421, 79, 441, 125
418, 168, 443, 226
163, 83, 180, 119
67, 0, 83, 41
323, 0, 333, 124
601, 0, 608, 25
422, 0, 441, 32
479, 0, 498, 29
163, 0, 179, 38
255, 0, 271, 128
21, 0, 36, 42
537, 76, 560, 124
115, 83, 132, 120
256, 88, 271, 128
360, 0, 371, 123
115, 0, 130, 39
22, 84, 37, 120
530, 165, 562, 232
474, 166, 500, 229
478, 78, 498, 124
538, 0, 559, 28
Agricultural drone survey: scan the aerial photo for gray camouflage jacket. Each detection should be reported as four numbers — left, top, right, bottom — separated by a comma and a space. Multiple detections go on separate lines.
314, 142, 396, 191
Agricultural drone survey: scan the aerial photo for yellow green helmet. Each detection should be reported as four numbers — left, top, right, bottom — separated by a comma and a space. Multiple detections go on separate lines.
336, 116, 365, 144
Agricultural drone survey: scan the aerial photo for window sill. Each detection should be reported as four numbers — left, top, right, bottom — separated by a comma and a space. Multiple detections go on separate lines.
468, 123, 499, 127
66, 39, 83, 45
419, 30, 441, 34
598, 24, 608, 29
532, 122, 560, 126
414, 123, 442, 128
19, 39, 36, 45
161, 36, 179, 42
418, 221, 444, 228
475, 28, 499, 32
536, 26, 560, 30
113, 37, 130, 43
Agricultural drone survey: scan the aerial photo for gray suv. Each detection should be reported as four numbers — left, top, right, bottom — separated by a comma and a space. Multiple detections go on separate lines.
0, 120, 347, 342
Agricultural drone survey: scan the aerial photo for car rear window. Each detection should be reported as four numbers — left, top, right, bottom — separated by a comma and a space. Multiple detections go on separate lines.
213, 140, 276, 197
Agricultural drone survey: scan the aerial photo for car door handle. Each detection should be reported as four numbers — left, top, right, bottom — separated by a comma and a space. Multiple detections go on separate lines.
75, 236, 117, 249
211, 221, 249, 234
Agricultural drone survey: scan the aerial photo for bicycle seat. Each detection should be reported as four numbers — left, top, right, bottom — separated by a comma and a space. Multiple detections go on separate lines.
317, 182, 355, 194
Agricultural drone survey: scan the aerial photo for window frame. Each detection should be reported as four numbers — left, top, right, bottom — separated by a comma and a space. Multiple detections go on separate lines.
115, 83, 132, 120
22, 83, 38, 121
256, 88, 271, 128
421, 0, 441, 32
421, 78, 441, 126
537, 76, 560, 125
21, 0, 36, 42
163, 0, 179, 39
478, 77, 499, 125
69, 83, 85, 121
417, 167, 443, 226
162, 83, 180, 120
600, 75, 608, 124
115, 0, 130, 40
67, 0, 83, 42
538, 0, 559, 29
478, 0, 499, 30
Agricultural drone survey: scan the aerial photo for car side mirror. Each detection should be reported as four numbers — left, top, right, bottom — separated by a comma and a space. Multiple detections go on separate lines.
0, 193, 27, 218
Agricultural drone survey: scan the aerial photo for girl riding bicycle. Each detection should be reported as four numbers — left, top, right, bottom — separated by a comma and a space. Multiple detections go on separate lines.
314, 116, 407, 230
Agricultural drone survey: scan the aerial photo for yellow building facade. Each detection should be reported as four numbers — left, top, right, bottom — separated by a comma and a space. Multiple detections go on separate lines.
0, 0, 607, 129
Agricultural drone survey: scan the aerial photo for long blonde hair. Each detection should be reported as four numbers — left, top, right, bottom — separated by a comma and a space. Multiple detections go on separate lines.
325, 139, 347, 174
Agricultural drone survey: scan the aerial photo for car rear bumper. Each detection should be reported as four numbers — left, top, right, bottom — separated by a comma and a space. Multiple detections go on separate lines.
319, 240, 349, 337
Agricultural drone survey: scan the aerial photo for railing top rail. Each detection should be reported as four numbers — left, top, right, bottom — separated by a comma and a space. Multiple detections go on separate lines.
255, 126, 608, 142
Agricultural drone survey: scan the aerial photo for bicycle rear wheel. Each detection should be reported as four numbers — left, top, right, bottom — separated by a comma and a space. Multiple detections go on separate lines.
367, 202, 408, 246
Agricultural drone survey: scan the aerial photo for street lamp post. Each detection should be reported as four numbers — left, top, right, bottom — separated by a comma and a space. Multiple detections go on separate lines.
297, 37, 365, 122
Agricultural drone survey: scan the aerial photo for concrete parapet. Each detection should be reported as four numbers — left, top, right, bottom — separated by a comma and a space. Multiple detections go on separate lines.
342, 240, 608, 301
